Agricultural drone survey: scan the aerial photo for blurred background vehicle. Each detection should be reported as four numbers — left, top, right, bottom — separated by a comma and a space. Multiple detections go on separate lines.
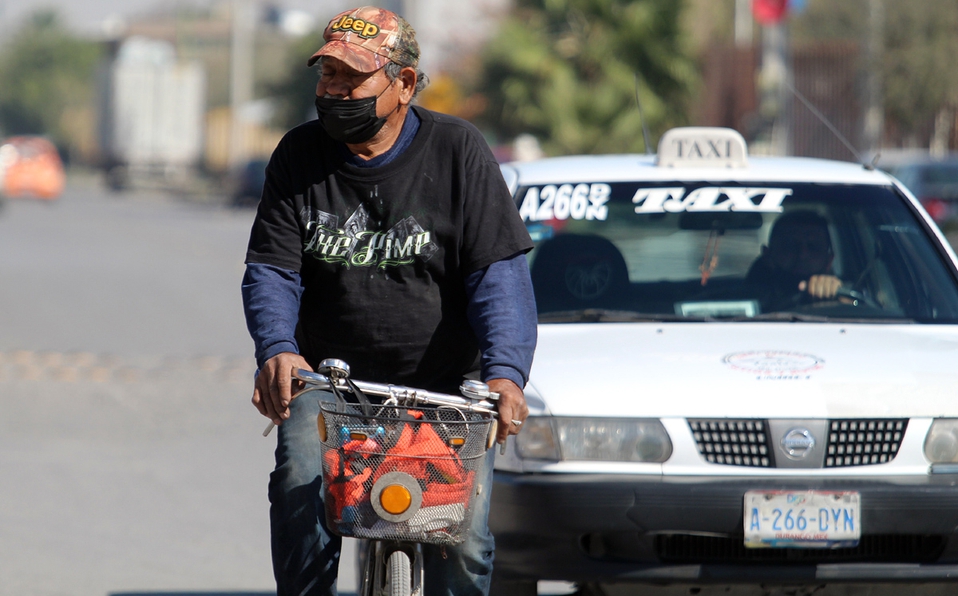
0, 136, 65, 201
97, 36, 207, 193
226, 158, 268, 208
886, 157, 958, 224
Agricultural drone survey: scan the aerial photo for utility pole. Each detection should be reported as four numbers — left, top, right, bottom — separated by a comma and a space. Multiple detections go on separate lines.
862, 0, 884, 157
735, 0, 753, 48
230, 0, 255, 168
760, 22, 791, 156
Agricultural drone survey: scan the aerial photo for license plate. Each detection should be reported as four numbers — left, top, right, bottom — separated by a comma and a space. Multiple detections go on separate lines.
744, 490, 861, 548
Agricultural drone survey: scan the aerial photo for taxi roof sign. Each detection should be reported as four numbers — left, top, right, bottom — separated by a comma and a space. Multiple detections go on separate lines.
657, 127, 748, 169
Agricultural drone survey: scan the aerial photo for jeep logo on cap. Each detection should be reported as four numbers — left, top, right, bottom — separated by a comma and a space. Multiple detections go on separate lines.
781, 428, 816, 459
330, 15, 381, 38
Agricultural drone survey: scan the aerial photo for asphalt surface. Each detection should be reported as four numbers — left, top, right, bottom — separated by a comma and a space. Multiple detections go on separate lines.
0, 182, 359, 596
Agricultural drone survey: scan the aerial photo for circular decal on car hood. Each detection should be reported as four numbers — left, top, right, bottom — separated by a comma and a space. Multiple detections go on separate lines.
724, 351, 824, 377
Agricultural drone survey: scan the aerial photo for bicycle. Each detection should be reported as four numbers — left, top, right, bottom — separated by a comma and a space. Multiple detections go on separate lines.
264, 358, 501, 596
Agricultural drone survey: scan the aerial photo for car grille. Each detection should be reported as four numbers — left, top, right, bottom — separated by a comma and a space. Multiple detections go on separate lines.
824, 419, 908, 467
655, 533, 945, 564
688, 419, 773, 467
688, 418, 908, 468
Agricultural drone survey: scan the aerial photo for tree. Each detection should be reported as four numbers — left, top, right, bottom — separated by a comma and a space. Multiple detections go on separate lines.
789, 0, 958, 148
0, 10, 102, 156
880, 0, 958, 145
268, 31, 325, 131
474, 0, 698, 156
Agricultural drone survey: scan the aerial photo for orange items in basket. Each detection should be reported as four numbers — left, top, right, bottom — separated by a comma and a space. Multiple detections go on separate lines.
372, 411, 475, 507
324, 437, 379, 520
324, 410, 476, 522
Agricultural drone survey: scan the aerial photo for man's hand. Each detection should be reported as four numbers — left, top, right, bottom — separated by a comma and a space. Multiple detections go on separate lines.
799, 274, 842, 300
487, 378, 528, 445
253, 352, 312, 426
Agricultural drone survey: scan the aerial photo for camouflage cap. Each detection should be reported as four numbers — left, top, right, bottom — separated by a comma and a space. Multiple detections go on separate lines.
307, 6, 420, 73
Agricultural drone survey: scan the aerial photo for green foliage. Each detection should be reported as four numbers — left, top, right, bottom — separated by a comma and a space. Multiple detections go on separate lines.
269, 32, 325, 130
788, 0, 865, 41
475, 0, 698, 156
0, 10, 102, 148
880, 1, 958, 136
791, 0, 958, 144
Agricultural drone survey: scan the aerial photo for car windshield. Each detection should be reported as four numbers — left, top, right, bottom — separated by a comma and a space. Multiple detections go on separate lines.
516, 181, 958, 323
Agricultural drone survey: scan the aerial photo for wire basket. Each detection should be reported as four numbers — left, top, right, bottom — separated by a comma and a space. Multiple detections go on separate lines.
319, 401, 494, 545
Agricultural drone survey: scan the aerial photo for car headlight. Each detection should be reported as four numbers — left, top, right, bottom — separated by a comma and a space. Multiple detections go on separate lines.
515, 417, 561, 460
925, 419, 958, 463
515, 417, 672, 463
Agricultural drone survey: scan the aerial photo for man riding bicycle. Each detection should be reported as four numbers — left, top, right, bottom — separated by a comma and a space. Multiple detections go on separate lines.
241, 6, 537, 596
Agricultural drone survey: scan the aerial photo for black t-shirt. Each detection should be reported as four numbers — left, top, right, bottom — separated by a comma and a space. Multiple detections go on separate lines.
246, 106, 533, 392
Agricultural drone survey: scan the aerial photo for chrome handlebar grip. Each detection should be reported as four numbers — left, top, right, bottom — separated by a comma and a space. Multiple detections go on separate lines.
291, 368, 333, 389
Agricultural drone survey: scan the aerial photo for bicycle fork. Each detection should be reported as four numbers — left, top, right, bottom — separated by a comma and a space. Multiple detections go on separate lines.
358, 539, 424, 596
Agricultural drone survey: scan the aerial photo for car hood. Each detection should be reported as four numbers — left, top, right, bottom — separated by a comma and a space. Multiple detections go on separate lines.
528, 322, 958, 419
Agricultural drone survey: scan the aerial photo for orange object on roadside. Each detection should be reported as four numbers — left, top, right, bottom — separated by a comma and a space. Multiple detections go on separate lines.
0, 136, 65, 200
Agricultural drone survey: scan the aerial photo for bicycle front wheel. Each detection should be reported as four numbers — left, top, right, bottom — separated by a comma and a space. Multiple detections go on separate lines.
387, 549, 412, 596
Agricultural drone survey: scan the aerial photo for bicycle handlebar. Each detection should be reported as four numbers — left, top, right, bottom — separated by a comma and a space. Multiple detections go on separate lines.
262, 368, 500, 438
292, 369, 500, 414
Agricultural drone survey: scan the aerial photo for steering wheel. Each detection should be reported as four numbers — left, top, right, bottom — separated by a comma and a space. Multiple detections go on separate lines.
782, 279, 882, 310
789, 286, 881, 310
834, 286, 882, 309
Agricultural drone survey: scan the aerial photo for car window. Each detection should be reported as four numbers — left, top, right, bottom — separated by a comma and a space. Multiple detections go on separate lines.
919, 163, 958, 185
517, 181, 958, 323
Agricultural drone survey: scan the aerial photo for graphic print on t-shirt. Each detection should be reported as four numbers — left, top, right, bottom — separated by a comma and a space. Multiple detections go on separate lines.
301, 204, 438, 270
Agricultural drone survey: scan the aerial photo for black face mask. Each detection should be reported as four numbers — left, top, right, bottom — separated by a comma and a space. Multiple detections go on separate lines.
314, 94, 387, 144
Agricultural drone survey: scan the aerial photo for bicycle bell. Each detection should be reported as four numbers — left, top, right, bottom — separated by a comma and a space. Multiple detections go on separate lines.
318, 358, 351, 381
460, 379, 498, 400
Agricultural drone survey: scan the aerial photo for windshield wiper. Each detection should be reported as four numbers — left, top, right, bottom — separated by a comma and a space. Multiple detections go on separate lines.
740, 312, 916, 323
538, 309, 917, 324
538, 309, 705, 323
733, 312, 833, 322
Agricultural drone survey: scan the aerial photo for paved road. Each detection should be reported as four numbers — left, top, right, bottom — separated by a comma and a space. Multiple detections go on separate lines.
0, 183, 358, 596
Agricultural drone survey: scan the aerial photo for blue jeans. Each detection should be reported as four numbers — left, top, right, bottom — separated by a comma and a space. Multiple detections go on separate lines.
269, 390, 496, 596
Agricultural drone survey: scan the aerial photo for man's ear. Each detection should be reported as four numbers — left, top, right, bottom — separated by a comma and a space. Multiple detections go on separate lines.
397, 66, 417, 106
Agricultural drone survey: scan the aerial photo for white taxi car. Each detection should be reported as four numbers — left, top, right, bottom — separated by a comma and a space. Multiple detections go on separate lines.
489, 128, 958, 592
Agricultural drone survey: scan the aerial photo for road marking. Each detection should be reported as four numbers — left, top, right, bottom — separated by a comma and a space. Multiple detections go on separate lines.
0, 350, 255, 384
